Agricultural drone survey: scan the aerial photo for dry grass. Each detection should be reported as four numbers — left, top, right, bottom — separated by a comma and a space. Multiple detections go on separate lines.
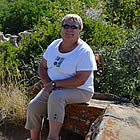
0, 84, 30, 126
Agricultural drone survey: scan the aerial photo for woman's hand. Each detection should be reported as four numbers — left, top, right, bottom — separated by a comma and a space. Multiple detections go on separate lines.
44, 82, 54, 94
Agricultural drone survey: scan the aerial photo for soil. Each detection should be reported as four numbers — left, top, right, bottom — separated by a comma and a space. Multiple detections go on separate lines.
0, 122, 30, 140
0, 120, 84, 140
0, 121, 51, 140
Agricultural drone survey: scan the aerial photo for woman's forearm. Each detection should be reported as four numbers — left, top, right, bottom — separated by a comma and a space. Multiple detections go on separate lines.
39, 67, 51, 86
55, 71, 91, 88
55, 77, 83, 88
39, 59, 51, 86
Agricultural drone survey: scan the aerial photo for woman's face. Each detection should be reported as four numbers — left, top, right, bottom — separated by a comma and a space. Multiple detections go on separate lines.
61, 19, 82, 43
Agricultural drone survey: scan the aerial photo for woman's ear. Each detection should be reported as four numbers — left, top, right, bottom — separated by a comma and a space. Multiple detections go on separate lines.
79, 29, 82, 34
60, 29, 62, 36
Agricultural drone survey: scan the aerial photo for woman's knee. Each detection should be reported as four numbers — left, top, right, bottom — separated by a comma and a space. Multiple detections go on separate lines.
26, 101, 40, 115
48, 93, 60, 104
27, 102, 34, 114
48, 91, 65, 104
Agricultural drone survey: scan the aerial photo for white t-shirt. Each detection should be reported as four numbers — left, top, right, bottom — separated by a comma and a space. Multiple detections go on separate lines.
43, 39, 97, 93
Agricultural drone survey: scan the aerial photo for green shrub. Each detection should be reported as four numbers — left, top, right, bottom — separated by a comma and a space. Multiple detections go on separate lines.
104, 0, 140, 29
82, 19, 132, 50
0, 0, 139, 105
95, 29, 140, 104
0, 42, 21, 84
0, 0, 51, 34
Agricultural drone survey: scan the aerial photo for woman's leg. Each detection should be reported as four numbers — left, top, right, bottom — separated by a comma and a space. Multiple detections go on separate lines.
47, 120, 62, 140
25, 89, 49, 140
47, 88, 92, 140
30, 129, 41, 140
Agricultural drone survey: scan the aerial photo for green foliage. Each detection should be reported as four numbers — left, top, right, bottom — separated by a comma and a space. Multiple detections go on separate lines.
0, 0, 139, 104
0, 0, 51, 34
95, 29, 140, 103
0, 42, 21, 84
82, 19, 132, 50
104, 0, 140, 29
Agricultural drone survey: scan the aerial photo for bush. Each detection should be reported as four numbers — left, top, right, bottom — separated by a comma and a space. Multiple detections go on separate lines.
0, 84, 29, 125
0, 42, 21, 84
95, 29, 140, 104
0, 0, 51, 34
104, 0, 140, 29
0, 0, 139, 105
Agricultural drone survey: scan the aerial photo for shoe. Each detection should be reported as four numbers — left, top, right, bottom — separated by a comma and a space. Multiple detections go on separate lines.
27, 138, 32, 140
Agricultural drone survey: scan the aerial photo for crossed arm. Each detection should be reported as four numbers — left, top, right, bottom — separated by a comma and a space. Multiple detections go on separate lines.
39, 58, 91, 94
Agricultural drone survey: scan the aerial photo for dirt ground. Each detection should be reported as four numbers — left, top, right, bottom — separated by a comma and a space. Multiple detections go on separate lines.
0, 121, 84, 140
0, 122, 30, 140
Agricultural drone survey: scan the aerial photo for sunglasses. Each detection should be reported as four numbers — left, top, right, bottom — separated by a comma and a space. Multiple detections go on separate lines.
62, 24, 79, 30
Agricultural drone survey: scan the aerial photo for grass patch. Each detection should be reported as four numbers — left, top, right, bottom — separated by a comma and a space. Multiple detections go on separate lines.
0, 84, 29, 126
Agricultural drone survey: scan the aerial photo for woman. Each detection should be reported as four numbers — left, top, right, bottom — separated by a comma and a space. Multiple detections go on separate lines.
25, 14, 97, 140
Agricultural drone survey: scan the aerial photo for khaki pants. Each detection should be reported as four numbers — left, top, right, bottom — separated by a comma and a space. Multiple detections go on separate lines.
25, 88, 93, 130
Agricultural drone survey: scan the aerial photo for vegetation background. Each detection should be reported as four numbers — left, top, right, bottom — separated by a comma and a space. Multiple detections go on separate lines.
0, 0, 139, 125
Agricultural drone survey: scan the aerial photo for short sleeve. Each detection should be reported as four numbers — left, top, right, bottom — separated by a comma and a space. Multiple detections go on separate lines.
76, 50, 97, 71
43, 39, 61, 60
43, 48, 49, 60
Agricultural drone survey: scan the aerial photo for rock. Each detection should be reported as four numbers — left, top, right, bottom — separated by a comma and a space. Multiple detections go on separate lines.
9, 35, 18, 47
63, 99, 140, 140
93, 92, 129, 102
0, 32, 9, 42
63, 99, 110, 136
91, 104, 140, 140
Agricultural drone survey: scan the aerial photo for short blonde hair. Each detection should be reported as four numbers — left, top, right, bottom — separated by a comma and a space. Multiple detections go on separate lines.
61, 14, 83, 30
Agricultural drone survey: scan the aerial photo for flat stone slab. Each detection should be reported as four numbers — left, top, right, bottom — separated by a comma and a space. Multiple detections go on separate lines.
95, 104, 140, 140
87, 99, 115, 109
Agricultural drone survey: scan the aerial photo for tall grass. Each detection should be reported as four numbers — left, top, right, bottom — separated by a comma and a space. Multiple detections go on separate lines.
0, 84, 30, 126
0, 41, 37, 126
